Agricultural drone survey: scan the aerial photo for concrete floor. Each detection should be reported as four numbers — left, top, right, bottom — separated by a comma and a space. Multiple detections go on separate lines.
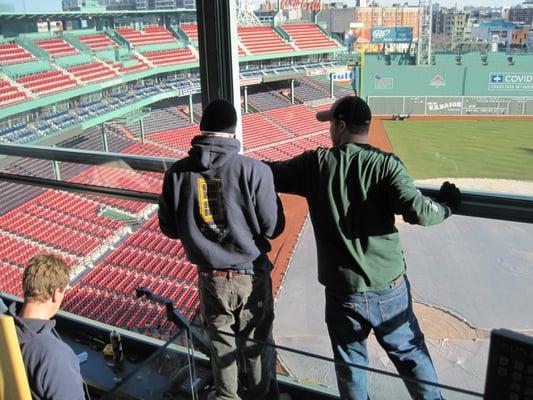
273, 215, 533, 398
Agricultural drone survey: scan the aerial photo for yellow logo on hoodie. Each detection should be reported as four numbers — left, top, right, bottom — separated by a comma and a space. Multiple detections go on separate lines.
197, 177, 224, 224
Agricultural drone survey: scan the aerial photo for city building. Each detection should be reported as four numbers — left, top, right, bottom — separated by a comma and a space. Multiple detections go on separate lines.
511, 27, 529, 48
317, 7, 356, 37
432, 7, 468, 46
508, 1, 533, 26
464, 6, 504, 24
63, 0, 106, 11
470, 19, 527, 51
353, 4, 420, 42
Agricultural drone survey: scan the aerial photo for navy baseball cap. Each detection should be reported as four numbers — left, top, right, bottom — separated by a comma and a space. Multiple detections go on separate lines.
316, 96, 371, 126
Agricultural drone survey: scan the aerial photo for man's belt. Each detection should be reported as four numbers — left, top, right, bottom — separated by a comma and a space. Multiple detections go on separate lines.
389, 274, 405, 288
204, 269, 250, 278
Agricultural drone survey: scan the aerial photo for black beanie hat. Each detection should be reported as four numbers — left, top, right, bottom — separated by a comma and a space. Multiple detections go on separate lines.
199, 99, 237, 134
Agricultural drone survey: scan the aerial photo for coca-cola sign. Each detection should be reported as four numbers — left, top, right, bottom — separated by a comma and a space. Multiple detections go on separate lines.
281, 0, 321, 11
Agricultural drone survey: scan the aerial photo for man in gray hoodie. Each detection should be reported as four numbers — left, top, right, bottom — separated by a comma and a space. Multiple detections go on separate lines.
159, 99, 285, 400
9, 253, 86, 400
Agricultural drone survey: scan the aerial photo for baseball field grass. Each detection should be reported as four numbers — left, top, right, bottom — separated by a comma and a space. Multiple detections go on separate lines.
383, 120, 533, 181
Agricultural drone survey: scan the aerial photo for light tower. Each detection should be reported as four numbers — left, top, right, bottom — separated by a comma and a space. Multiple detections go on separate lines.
417, 0, 432, 65
236, 0, 262, 26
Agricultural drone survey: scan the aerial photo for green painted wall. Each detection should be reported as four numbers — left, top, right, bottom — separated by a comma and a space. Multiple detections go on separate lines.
360, 59, 533, 98
361, 65, 466, 98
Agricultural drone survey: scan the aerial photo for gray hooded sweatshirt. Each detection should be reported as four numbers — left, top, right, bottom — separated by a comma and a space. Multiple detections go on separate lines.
158, 135, 285, 271
9, 304, 86, 400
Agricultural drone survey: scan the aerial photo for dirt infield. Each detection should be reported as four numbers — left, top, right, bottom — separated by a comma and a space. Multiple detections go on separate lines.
369, 118, 394, 152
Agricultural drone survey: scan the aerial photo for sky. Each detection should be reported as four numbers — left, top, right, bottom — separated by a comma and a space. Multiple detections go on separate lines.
0, 0, 523, 13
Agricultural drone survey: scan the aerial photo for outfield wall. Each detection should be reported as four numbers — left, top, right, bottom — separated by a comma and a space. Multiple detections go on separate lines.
358, 61, 533, 104
367, 96, 533, 116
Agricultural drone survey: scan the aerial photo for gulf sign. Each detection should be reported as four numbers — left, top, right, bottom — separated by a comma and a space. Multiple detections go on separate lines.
371, 27, 413, 43
331, 70, 354, 84
489, 73, 533, 91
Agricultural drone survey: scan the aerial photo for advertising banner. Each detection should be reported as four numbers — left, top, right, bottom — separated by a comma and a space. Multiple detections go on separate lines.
370, 27, 413, 43
331, 69, 354, 84
488, 72, 533, 91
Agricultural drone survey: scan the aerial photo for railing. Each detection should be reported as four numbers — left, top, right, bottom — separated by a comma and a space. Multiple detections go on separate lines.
0, 143, 532, 223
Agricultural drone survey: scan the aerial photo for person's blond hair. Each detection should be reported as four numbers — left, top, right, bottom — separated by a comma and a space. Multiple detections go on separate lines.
23, 254, 70, 303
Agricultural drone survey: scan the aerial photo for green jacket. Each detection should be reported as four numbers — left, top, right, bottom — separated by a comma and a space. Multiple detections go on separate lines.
269, 142, 450, 293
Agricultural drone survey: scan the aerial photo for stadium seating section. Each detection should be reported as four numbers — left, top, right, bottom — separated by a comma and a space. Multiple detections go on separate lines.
148, 124, 199, 151
0, 43, 35, 65
77, 34, 118, 50
58, 213, 199, 338
238, 26, 294, 55
116, 56, 149, 74
16, 70, 78, 95
180, 24, 198, 41
116, 26, 177, 46
0, 80, 27, 107
282, 24, 340, 50
0, 24, 341, 109
67, 61, 117, 83
265, 104, 327, 136
34, 38, 79, 57
143, 48, 197, 66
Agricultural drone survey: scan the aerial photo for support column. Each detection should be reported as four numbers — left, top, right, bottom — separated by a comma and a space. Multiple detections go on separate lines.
196, 0, 242, 147
101, 124, 109, 152
244, 86, 248, 113
52, 160, 61, 181
329, 73, 334, 99
188, 94, 194, 124
290, 79, 295, 104
139, 118, 145, 143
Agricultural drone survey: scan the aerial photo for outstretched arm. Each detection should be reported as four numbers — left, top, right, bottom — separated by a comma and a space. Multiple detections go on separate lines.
265, 151, 315, 197
254, 165, 285, 239
386, 159, 454, 226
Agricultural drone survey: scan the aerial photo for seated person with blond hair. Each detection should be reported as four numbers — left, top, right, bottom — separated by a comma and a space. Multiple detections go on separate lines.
8, 254, 87, 400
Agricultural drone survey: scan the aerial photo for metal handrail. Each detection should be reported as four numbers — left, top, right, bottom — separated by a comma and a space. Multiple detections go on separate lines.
1, 142, 532, 224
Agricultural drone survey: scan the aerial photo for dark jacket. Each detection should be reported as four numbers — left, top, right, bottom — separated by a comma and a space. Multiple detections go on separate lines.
159, 135, 285, 271
269, 143, 450, 292
0, 296, 7, 313
9, 304, 86, 400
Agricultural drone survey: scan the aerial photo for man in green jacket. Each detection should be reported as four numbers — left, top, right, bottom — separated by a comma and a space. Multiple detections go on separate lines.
268, 96, 461, 400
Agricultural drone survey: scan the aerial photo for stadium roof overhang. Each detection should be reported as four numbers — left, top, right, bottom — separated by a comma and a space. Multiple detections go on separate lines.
0, 9, 195, 21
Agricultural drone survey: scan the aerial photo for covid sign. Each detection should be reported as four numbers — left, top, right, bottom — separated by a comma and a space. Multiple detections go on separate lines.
489, 73, 533, 91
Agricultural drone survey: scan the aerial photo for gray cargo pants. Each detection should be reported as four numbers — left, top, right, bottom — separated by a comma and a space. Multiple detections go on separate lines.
199, 262, 278, 400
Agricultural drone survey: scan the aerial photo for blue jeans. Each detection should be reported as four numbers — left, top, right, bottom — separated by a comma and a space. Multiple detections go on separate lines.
325, 276, 443, 400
